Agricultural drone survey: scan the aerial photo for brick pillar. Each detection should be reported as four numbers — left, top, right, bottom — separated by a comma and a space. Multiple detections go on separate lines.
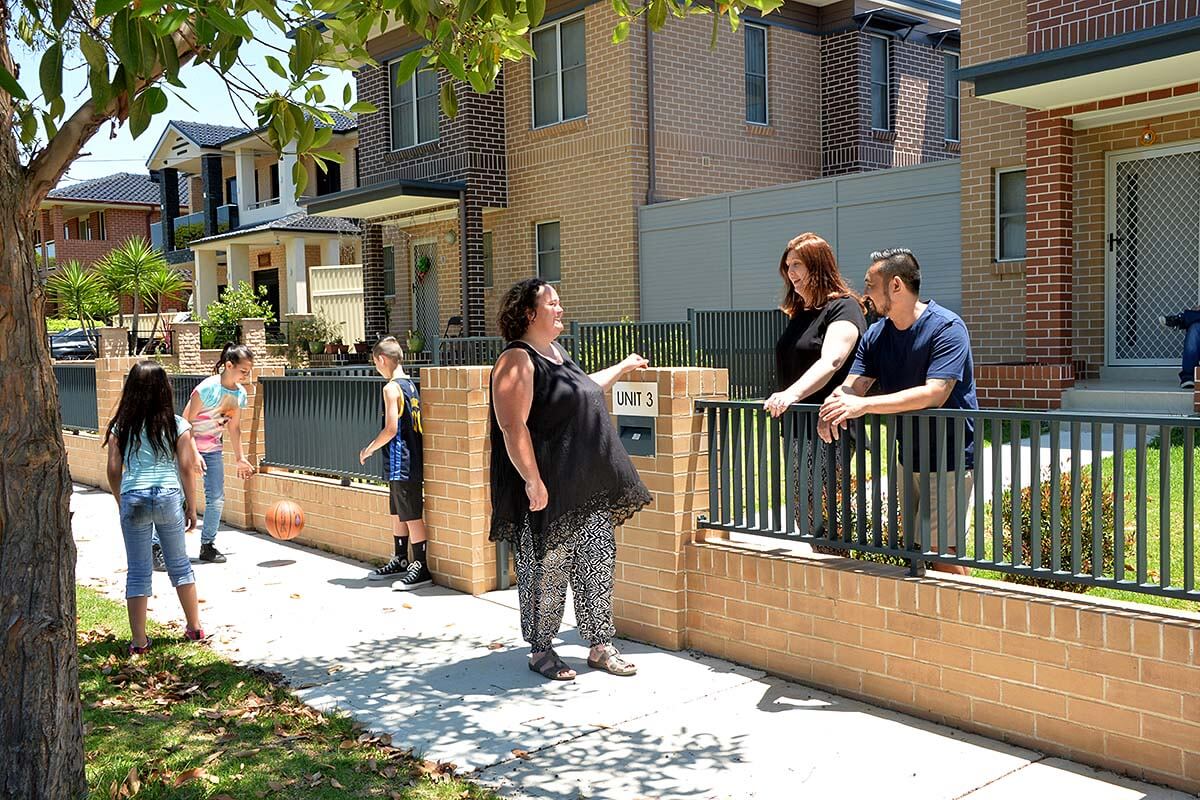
157, 167, 180, 252
94, 330, 142, 429
420, 366, 494, 594
612, 367, 728, 650
172, 321, 203, 372
362, 223, 386, 342
97, 326, 128, 359
1025, 111, 1073, 364
461, 198, 486, 336
239, 317, 267, 360
200, 154, 224, 237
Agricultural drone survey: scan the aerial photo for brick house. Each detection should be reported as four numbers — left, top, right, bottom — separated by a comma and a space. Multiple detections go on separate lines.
144, 118, 362, 328
309, 0, 961, 343
38, 171, 191, 270
959, 0, 1200, 410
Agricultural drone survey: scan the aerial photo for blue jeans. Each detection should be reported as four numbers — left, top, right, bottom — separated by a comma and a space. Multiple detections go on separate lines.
199, 450, 225, 544
120, 487, 195, 599
1181, 310, 1200, 384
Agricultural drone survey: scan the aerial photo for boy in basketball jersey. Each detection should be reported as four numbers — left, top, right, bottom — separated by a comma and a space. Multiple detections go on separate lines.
360, 336, 432, 590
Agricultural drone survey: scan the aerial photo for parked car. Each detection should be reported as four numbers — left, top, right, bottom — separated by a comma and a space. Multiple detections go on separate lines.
49, 328, 97, 360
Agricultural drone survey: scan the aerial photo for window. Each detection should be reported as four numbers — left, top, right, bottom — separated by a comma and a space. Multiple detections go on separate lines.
532, 16, 587, 128
62, 222, 70, 240
269, 164, 280, 201
79, 216, 91, 241
869, 35, 890, 131
944, 53, 959, 141
744, 24, 767, 125
96, 211, 106, 241
482, 231, 494, 288
316, 161, 342, 196
536, 222, 560, 283
382, 245, 396, 298
225, 176, 238, 206
389, 60, 439, 150
996, 169, 1026, 261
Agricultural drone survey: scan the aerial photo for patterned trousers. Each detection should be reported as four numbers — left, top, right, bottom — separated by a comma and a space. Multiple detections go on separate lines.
514, 509, 617, 652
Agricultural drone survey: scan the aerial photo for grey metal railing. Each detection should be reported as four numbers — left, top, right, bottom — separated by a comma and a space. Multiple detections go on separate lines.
691, 310, 785, 400
260, 375, 387, 481
572, 321, 690, 373
698, 401, 1200, 602
54, 364, 98, 431
171, 374, 209, 416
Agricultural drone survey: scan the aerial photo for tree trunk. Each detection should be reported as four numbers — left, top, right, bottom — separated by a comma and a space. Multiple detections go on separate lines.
0, 147, 87, 796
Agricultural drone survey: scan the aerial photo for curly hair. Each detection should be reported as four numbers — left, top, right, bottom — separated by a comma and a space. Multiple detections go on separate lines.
778, 232, 863, 318
497, 278, 551, 341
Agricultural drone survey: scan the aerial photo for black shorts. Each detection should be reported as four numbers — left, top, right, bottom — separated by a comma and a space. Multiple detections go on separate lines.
388, 480, 424, 521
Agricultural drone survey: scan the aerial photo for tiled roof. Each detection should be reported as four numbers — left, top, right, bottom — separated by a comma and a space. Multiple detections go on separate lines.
189, 211, 360, 245
170, 120, 251, 147
322, 110, 358, 133
47, 172, 190, 207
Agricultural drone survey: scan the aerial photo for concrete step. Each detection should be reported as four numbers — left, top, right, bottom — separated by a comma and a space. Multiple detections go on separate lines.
1061, 382, 1194, 414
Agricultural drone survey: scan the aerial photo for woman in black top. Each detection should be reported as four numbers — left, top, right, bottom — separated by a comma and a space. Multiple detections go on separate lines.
763, 233, 867, 535
490, 278, 652, 681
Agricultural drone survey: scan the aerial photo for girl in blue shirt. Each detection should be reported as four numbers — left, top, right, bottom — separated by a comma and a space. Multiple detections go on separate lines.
104, 361, 205, 655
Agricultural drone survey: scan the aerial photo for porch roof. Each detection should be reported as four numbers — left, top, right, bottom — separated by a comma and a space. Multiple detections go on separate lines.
306, 177, 465, 220
188, 212, 360, 250
960, 16, 1200, 114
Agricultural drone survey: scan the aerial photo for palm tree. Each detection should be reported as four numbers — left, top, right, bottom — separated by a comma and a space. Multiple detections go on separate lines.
95, 237, 168, 354
45, 261, 103, 350
139, 264, 186, 353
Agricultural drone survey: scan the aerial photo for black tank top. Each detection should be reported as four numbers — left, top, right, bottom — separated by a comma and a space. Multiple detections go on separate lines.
489, 340, 651, 556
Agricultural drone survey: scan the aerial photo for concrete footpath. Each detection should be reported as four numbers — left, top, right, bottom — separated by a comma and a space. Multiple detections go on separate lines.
70, 484, 1193, 800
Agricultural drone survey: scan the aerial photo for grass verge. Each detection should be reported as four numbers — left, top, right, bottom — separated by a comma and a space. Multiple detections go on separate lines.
79, 586, 497, 800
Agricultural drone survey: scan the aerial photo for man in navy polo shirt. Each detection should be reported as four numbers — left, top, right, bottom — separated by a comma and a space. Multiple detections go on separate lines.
818, 248, 978, 575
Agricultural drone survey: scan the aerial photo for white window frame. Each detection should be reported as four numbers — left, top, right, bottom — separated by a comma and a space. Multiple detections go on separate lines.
535, 220, 561, 283
943, 52, 960, 142
530, 12, 588, 130
868, 34, 891, 132
388, 58, 439, 152
79, 216, 92, 241
744, 23, 769, 126
995, 167, 1027, 262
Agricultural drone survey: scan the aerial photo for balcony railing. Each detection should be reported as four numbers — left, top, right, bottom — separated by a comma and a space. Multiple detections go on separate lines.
151, 204, 236, 252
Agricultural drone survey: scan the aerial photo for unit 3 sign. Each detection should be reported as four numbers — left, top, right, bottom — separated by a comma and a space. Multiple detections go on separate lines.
612, 381, 658, 417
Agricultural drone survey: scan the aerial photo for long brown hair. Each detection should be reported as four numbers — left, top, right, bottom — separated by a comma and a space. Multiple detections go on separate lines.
778, 233, 863, 318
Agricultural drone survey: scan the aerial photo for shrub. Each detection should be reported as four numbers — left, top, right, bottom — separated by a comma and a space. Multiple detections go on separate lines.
173, 221, 230, 250
1000, 471, 1118, 592
200, 282, 276, 349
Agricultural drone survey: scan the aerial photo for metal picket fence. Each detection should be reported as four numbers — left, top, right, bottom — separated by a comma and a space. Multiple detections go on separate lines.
53, 363, 98, 432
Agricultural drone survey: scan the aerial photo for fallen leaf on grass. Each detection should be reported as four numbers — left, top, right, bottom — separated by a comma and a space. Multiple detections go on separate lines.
330, 778, 345, 789
172, 767, 208, 788
267, 780, 284, 791
339, 740, 357, 750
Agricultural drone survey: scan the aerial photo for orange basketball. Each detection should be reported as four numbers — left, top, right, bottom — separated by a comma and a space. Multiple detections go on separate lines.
265, 500, 305, 540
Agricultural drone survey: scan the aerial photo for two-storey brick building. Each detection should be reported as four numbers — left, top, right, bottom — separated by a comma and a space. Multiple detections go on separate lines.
959, 0, 1200, 410
310, 0, 961, 343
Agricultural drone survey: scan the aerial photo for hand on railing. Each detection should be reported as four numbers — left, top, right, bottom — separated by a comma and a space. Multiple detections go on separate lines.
819, 386, 868, 432
763, 389, 799, 418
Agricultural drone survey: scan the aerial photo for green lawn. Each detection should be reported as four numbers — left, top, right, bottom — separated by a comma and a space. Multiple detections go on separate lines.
78, 587, 496, 800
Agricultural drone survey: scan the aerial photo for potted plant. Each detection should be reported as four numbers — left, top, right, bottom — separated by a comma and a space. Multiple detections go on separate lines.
308, 338, 325, 355
324, 339, 339, 355
335, 337, 349, 355
406, 328, 426, 354
354, 339, 370, 355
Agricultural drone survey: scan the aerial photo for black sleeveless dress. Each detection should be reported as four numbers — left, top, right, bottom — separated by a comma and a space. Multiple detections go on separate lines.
489, 340, 651, 557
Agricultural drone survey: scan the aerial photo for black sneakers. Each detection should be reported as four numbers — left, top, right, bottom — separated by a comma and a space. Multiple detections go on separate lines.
152, 543, 167, 573
392, 560, 433, 591
369, 555, 410, 581
199, 543, 227, 563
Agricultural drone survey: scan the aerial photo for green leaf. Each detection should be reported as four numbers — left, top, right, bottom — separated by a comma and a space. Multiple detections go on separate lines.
468, 70, 488, 94
141, 86, 168, 114
393, 50, 423, 86
51, 0, 71, 31
94, 0, 125, 15
39, 43, 64, 105
291, 160, 308, 198
648, 0, 668, 30
527, 0, 546, 26
348, 100, 377, 114
0, 64, 27, 101
156, 9, 189, 36
265, 55, 289, 81
160, 35, 183, 86
207, 11, 254, 39
612, 19, 630, 43
440, 50, 467, 81
440, 81, 458, 118
19, 109, 38, 145
88, 66, 113, 110
129, 93, 151, 138
343, 83, 352, 105
109, 10, 135, 69
80, 33, 106, 71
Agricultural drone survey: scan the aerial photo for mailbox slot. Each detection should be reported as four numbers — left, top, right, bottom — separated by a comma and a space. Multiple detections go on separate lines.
617, 415, 655, 457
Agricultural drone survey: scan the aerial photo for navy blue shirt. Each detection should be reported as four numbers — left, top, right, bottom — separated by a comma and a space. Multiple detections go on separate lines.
383, 376, 423, 482
849, 301, 978, 470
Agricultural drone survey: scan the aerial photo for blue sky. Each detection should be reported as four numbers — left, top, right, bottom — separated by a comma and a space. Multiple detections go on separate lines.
11, 24, 357, 188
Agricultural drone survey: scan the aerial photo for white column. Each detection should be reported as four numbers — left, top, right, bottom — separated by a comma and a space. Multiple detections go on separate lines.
284, 236, 309, 314
194, 249, 220, 319
322, 238, 341, 266
227, 243, 251, 289
234, 148, 257, 211
279, 144, 299, 212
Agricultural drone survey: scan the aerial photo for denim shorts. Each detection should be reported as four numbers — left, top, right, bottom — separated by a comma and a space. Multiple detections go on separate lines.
119, 487, 195, 598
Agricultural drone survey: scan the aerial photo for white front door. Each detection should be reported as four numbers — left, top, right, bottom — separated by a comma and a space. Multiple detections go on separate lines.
1107, 143, 1200, 366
